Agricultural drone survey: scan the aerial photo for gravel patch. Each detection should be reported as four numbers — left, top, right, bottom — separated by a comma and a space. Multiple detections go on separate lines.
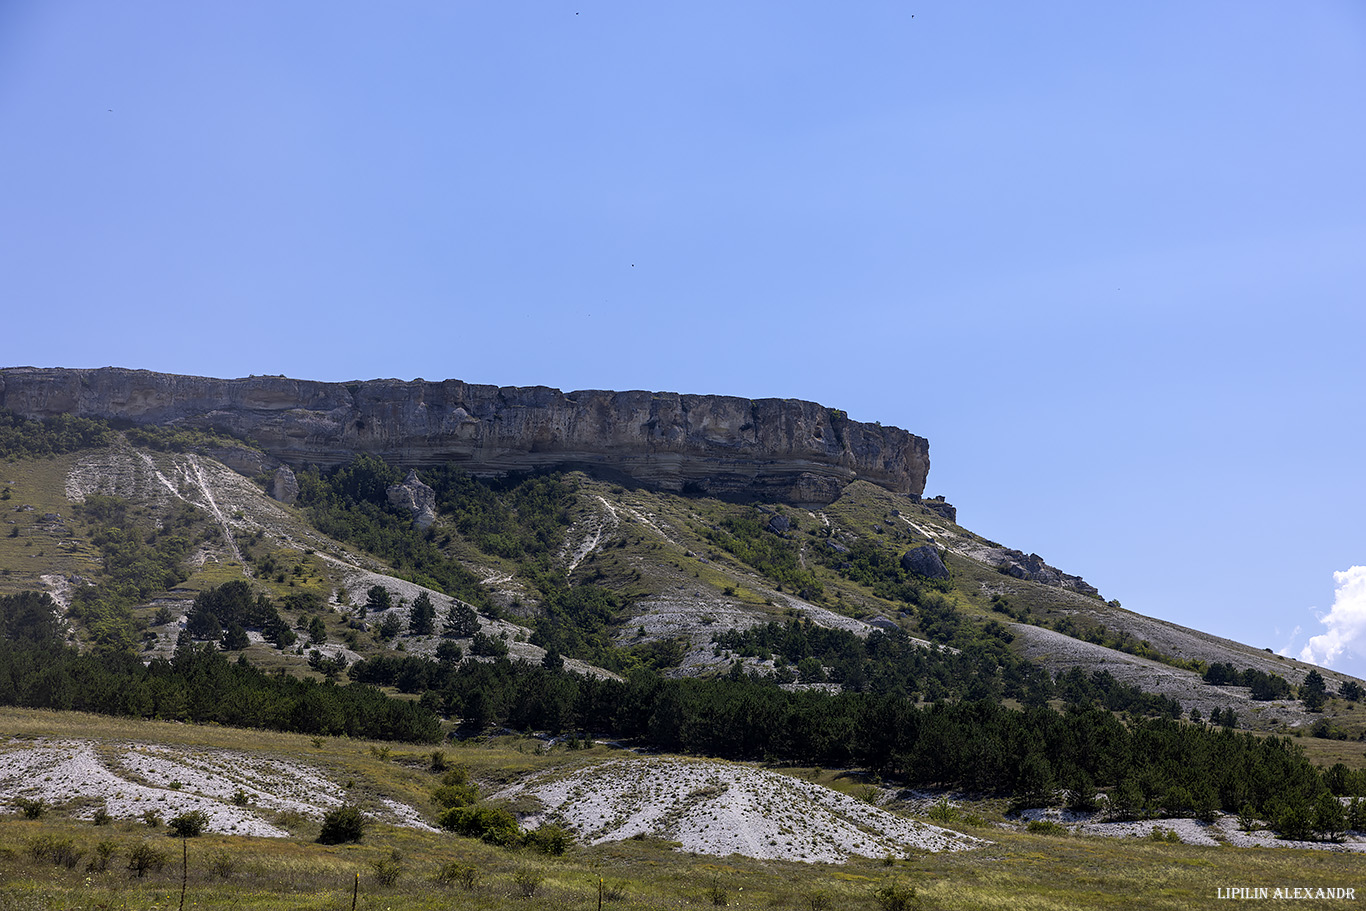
494, 756, 986, 863
1017, 807, 1366, 852
0, 738, 429, 837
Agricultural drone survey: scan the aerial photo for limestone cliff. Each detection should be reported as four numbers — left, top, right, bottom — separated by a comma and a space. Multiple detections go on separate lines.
0, 367, 930, 505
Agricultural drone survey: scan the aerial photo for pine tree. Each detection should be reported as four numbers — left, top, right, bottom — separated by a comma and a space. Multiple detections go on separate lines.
444, 601, 480, 639
541, 648, 564, 671
366, 585, 392, 613
220, 624, 249, 651
378, 613, 402, 641
409, 592, 436, 636
1302, 669, 1327, 712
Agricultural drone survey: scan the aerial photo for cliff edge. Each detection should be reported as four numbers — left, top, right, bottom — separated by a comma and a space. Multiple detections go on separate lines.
0, 367, 929, 505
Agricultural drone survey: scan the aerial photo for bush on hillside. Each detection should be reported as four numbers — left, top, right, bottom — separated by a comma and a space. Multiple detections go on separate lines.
318, 805, 366, 844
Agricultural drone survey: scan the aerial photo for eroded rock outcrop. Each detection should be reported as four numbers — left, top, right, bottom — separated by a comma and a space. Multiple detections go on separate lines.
271, 465, 299, 505
387, 470, 437, 528
0, 367, 931, 505
998, 550, 1098, 596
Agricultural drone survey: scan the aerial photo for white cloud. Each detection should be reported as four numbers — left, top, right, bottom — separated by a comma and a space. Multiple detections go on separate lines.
1298, 566, 1366, 668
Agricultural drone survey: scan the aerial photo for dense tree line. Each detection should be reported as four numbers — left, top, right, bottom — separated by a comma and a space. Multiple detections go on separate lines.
416, 658, 1347, 834
700, 512, 825, 599
0, 591, 64, 643
296, 457, 581, 610
527, 582, 628, 670
186, 579, 296, 650
3, 584, 1353, 836
710, 616, 1187, 716
0, 409, 256, 461
0, 592, 439, 741
814, 535, 954, 604
713, 618, 1057, 705
1203, 662, 1295, 701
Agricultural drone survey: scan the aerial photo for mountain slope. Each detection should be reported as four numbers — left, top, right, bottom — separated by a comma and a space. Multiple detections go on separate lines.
5, 433, 1359, 738
1, 366, 1362, 747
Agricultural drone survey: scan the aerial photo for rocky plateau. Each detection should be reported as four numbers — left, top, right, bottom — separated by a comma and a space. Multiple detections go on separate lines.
0, 367, 929, 506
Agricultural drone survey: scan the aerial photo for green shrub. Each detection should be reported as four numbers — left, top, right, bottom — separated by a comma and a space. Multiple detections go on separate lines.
514, 869, 543, 898
208, 849, 237, 878
871, 879, 921, 911
438, 804, 520, 846
14, 797, 46, 819
28, 836, 81, 869
168, 810, 209, 837
127, 842, 167, 878
318, 805, 366, 844
524, 823, 573, 855
86, 841, 117, 873
433, 785, 478, 810
432, 764, 477, 808
805, 889, 832, 911
926, 797, 959, 822
435, 860, 479, 889
1026, 819, 1069, 836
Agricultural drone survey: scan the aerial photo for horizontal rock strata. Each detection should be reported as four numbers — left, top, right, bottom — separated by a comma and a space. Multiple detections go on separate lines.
0, 367, 930, 505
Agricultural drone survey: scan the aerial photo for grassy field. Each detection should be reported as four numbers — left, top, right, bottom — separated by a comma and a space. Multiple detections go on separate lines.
0, 455, 100, 598
2, 708, 1360, 911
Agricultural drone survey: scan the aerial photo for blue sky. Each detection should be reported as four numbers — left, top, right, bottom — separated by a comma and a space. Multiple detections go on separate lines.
3, 2, 1364, 678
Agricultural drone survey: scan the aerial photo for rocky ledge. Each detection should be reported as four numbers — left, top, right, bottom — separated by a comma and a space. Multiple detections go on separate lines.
0, 367, 930, 505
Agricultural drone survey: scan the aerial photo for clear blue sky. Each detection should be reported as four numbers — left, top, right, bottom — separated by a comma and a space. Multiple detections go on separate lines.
3, 2, 1364, 678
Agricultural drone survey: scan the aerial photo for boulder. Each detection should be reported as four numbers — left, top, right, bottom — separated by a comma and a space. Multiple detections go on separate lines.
901, 545, 949, 579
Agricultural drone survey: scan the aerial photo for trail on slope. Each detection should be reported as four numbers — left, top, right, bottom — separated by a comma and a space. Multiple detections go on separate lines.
184, 454, 244, 563
564, 495, 620, 575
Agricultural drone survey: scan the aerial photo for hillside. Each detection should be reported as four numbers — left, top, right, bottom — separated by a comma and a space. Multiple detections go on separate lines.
3, 379, 1366, 879
2, 421, 1356, 733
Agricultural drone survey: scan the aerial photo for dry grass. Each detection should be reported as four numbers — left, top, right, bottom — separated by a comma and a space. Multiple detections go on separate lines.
3, 707, 1363, 910
1, 816, 1358, 911
1291, 731, 1366, 771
